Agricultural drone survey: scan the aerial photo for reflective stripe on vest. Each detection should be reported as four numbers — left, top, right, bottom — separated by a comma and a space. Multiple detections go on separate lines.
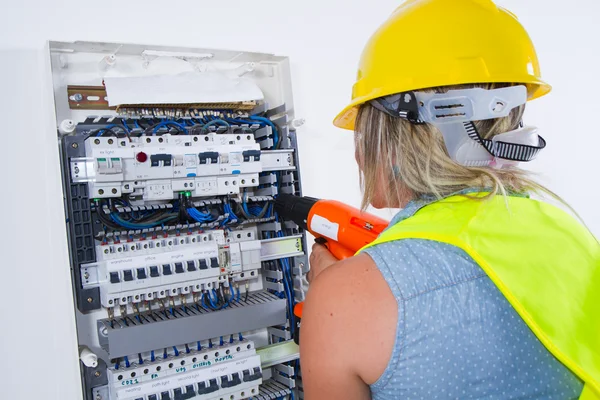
358, 194, 600, 399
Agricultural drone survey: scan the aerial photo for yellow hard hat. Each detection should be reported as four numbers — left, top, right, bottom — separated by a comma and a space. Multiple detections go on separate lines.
333, 0, 552, 130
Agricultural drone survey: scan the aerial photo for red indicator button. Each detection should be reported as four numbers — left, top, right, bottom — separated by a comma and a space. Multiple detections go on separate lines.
136, 152, 148, 163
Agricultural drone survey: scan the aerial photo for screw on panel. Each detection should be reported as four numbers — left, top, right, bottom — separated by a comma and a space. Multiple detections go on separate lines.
84, 272, 90, 279
73, 93, 83, 102
71, 143, 79, 149
87, 297, 93, 303
74, 167, 80, 174
94, 371, 101, 377
94, 139, 100, 145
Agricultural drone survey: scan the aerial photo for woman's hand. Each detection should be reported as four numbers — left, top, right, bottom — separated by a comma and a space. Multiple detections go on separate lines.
308, 243, 339, 283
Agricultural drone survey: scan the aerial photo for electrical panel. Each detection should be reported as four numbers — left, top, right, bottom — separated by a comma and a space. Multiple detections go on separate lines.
50, 41, 307, 400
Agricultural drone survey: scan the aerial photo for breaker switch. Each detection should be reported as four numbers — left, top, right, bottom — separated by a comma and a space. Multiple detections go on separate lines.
199, 259, 208, 270
242, 150, 261, 162
210, 257, 219, 268
175, 262, 184, 274
109, 272, 120, 284
160, 391, 171, 400
149, 266, 160, 277
173, 388, 183, 400
183, 385, 195, 399
123, 270, 134, 282
137, 268, 147, 279
198, 151, 219, 165
162, 264, 172, 275
221, 372, 242, 388
243, 367, 263, 382
187, 260, 196, 272
150, 154, 172, 167
197, 378, 219, 395
148, 396, 157, 400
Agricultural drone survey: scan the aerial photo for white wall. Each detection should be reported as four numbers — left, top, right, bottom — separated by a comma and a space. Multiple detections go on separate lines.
1, 1, 598, 399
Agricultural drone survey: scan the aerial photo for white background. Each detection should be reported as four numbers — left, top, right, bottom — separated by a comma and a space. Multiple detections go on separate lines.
1, 1, 598, 399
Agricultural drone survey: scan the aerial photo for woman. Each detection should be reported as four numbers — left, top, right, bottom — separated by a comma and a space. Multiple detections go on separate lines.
299, 1, 599, 399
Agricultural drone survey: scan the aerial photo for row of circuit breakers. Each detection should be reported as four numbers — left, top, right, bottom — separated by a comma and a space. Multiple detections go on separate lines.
60, 100, 307, 400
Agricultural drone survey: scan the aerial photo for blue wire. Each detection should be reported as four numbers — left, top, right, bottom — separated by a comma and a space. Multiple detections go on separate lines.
163, 348, 168, 359
152, 121, 188, 135
230, 334, 234, 344
208, 339, 213, 348
122, 120, 132, 132
172, 346, 179, 357
203, 119, 230, 130
226, 202, 239, 221
150, 350, 155, 362
187, 207, 213, 223
208, 291, 217, 309
110, 213, 178, 230
138, 354, 144, 364
225, 117, 257, 126
239, 332, 244, 341
219, 336, 224, 346
185, 344, 190, 354
201, 293, 209, 309
134, 120, 141, 130
124, 356, 130, 368
114, 361, 120, 370
197, 341, 202, 351
249, 115, 278, 148
242, 191, 251, 216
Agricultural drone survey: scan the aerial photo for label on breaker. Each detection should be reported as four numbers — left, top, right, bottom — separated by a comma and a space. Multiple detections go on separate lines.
116, 355, 260, 399
310, 215, 340, 241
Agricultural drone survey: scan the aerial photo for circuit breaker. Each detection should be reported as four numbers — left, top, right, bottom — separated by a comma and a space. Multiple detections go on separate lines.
50, 41, 308, 400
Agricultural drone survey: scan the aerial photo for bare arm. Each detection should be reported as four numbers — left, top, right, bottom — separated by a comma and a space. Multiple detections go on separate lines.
300, 253, 398, 400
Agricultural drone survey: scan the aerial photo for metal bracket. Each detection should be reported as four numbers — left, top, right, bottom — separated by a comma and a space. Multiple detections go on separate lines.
257, 340, 299, 369
261, 150, 295, 171
260, 235, 304, 261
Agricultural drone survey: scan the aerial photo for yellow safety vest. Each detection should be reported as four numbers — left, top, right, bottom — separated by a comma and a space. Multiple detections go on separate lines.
358, 194, 600, 400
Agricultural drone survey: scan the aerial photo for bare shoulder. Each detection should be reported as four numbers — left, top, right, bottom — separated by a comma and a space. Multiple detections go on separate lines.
300, 253, 398, 399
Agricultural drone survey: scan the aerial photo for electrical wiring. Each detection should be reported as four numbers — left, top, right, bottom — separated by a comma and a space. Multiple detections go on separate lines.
110, 213, 178, 230
203, 119, 230, 130
208, 290, 218, 309
86, 125, 132, 141
145, 120, 188, 136
249, 115, 279, 148
278, 258, 295, 335
121, 120, 132, 133
94, 201, 123, 230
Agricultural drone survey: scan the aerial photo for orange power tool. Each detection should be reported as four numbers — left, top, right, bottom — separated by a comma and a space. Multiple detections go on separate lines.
275, 194, 389, 343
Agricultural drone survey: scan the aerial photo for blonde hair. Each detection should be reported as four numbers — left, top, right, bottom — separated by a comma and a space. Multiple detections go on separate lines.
354, 83, 557, 210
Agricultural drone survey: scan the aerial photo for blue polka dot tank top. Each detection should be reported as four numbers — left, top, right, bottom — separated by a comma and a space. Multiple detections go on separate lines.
363, 195, 583, 400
